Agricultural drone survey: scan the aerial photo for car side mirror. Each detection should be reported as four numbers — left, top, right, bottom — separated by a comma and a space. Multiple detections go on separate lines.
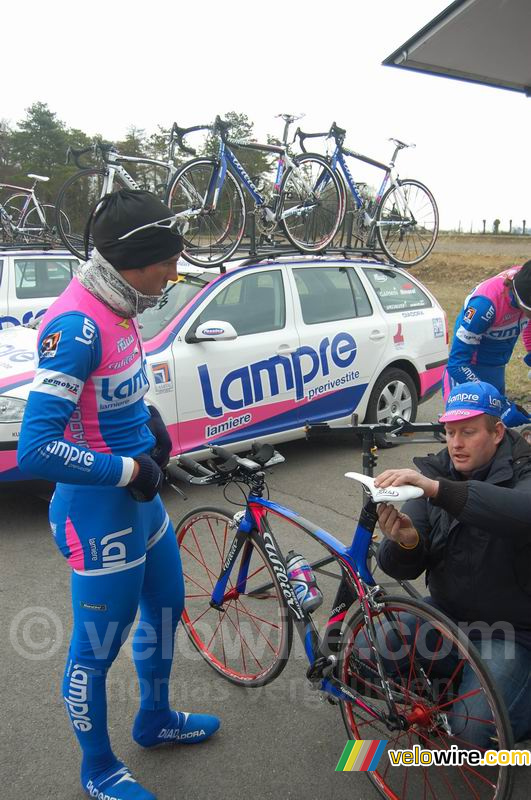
185, 319, 238, 344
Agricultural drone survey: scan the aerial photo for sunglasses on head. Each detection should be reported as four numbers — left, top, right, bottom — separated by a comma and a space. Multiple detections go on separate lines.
118, 215, 183, 241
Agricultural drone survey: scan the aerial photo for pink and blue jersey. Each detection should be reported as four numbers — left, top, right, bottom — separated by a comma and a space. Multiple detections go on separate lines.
444, 265, 531, 398
18, 278, 154, 485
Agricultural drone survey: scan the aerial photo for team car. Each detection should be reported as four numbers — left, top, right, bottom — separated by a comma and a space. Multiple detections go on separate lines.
0, 253, 448, 482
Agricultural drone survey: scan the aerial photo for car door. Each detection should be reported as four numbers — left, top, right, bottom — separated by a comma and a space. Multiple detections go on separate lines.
171, 266, 301, 452
287, 263, 389, 426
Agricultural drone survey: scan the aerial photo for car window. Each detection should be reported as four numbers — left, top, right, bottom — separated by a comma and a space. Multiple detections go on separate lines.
294, 266, 372, 324
363, 268, 432, 313
14, 258, 78, 299
139, 274, 211, 340
196, 270, 285, 336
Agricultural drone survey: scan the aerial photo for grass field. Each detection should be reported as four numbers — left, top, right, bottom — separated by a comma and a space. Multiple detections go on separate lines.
410, 233, 531, 405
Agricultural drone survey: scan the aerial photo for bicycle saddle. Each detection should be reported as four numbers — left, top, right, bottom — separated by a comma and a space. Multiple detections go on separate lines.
27, 173, 49, 182
344, 472, 424, 504
388, 138, 415, 150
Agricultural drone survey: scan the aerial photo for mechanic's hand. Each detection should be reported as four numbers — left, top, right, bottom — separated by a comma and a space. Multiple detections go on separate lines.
374, 468, 439, 498
147, 406, 172, 469
128, 453, 164, 502
377, 504, 419, 548
501, 402, 531, 428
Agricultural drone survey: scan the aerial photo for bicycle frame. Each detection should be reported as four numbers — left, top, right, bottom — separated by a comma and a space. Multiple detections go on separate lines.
208, 490, 402, 725
100, 150, 178, 195
0, 184, 47, 232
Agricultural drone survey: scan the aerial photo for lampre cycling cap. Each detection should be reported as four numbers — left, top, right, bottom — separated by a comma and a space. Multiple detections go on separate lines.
91, 189, 183, 270
439, 381, 504, 423
512, 260, 531, 312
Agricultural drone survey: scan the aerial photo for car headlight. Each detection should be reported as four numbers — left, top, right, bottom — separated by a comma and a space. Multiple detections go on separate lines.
0, 396, 27, 423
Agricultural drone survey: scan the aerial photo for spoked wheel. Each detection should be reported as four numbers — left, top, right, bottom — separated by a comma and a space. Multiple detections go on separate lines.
376, 179, 438, 266
166, 158, 246, 267
55, 168, 128, 260
337, 596, 513, 800
176, 507, 292, 686
281, 153, 344, 252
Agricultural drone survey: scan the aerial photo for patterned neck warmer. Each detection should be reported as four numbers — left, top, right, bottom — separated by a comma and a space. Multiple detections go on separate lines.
77, 249, 160, 318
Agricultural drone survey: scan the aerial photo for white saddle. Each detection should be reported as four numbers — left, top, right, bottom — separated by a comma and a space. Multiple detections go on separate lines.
345, 472, 424, 504
27, 173, 49, 182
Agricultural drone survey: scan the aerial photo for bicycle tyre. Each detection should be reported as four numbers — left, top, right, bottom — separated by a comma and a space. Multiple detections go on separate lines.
2, 194, 31, 239
165, 158, 246, 267
55, 168, 128, 260
176, 506, 293, 686
376, 179, 439, 267
337, 594, 513, 800
280, 153, 344, 252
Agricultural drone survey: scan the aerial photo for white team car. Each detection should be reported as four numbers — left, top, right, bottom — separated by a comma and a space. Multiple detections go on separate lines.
0, 253, 448, 483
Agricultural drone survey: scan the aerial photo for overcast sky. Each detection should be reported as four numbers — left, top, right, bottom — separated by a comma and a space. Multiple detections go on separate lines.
2, 0, 530, 232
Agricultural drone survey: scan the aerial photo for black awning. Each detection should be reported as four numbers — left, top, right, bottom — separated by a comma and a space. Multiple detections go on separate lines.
383, 0, 531, 96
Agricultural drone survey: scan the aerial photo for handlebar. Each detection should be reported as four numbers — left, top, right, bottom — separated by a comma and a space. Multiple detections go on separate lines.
295, 121, 347, 153
165, 443, 285, 487
171, 122, 213, 157
65, 140, 117, 169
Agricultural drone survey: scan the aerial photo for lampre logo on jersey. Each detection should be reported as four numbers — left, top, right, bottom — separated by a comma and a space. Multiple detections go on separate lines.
93, 359, 149, 411
40, 331, 62, 358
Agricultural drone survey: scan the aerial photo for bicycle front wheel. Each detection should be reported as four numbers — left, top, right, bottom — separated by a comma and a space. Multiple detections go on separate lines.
337, 595, 513, 800
280, 153, 344, 252
166, 158, 246, 267
376, 179, 438, 266
55, 168, 128, 260
176, 506, 293, 686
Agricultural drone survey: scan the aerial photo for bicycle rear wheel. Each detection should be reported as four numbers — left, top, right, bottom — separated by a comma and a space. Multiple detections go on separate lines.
165, 158, 246, 267
337, 595, 513, 800
176, 506, 292, 686
280, 153, 343, 252
376, 179, 438, 266
55, 168, 128, 260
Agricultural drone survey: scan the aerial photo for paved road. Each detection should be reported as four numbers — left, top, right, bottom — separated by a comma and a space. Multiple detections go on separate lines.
1, 396, 529, 799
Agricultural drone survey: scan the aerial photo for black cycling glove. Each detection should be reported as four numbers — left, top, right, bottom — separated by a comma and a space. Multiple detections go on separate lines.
147, 406, 172, 469
128, 453, 164, 502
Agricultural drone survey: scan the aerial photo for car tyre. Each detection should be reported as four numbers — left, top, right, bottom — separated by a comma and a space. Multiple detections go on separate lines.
364, 367, 418, 448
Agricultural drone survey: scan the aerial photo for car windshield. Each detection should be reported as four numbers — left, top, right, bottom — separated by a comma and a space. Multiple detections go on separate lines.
139, 272, 212, 340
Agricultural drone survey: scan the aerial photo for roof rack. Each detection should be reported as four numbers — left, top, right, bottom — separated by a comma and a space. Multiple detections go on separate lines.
0, 241, 58, 252
211, 244, 390, 273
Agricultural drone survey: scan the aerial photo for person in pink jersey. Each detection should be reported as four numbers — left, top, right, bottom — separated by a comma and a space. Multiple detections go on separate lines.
19, 190, 220, 800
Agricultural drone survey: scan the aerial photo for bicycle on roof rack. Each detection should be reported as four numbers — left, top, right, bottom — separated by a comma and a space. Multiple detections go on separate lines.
54, 126, 186, 260
167, 439, 512, 800
295, 123, 439, 267
165, 113, 344, 267
0, 175, 70, 246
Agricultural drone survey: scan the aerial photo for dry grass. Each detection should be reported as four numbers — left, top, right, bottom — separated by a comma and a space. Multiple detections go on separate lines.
410, 233, 531, 405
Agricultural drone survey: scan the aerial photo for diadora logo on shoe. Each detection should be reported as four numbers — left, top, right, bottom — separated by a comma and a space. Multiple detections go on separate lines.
199, 332, 357, 418
158, 728, 207, 740
64, 664, 92, 732
95, 361, 149, 411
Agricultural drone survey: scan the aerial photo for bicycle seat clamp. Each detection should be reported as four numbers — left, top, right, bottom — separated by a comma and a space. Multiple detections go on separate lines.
344, 472, 423, 504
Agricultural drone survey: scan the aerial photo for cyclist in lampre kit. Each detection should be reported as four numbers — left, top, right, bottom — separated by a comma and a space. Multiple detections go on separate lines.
443, 261, 531, 427
18, 190, 219, 800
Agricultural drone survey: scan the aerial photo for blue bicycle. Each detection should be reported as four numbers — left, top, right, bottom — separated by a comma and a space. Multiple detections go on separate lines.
171, 440, 512, 800
165, 114, 344, 266
296, 122, 439, 267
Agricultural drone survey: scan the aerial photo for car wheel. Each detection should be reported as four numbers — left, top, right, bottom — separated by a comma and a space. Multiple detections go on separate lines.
364, 368, 418, 448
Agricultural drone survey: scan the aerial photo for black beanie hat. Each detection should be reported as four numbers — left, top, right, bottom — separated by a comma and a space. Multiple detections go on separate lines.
513, 260, 531, 311
91, 189, 183, 270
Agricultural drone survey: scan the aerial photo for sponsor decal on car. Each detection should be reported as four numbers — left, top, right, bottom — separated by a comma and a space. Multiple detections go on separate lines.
393, 323, 405, 348
152, 362, 173, 395
432, 317, 444, 338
